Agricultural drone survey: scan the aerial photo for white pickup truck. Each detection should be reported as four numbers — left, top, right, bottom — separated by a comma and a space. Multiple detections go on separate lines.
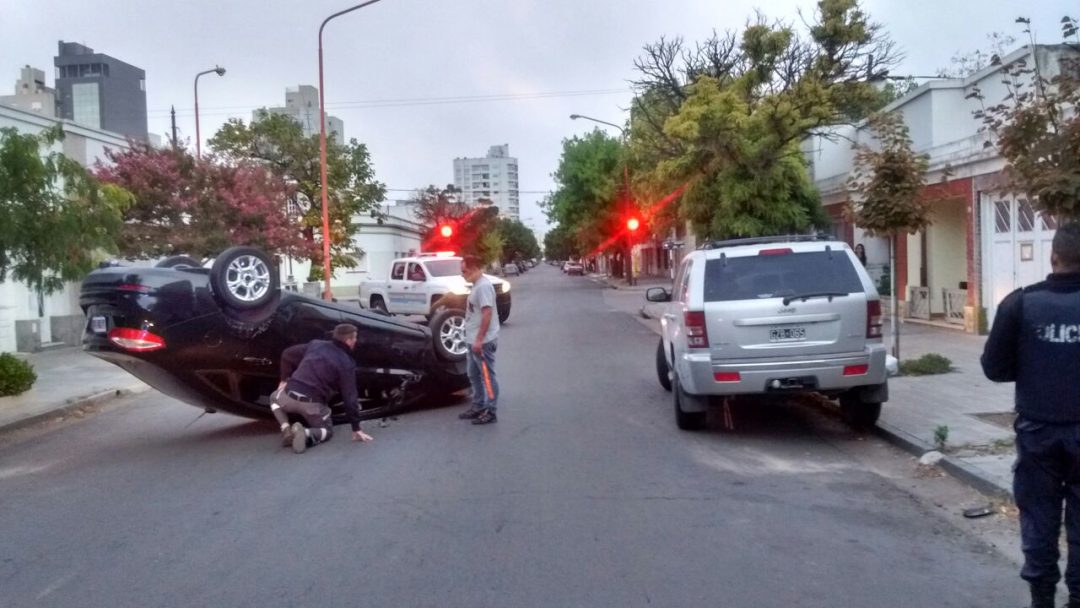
358, 253, 512, 358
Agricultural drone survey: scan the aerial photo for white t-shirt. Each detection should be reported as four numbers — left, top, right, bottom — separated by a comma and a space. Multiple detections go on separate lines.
465, 274, 499, 344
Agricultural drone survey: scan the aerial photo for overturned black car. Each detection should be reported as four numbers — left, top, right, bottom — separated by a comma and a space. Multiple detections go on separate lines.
79, 247, 470, 424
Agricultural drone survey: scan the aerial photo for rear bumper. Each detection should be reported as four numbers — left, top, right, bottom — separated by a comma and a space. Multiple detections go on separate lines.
677, 343, 888, 397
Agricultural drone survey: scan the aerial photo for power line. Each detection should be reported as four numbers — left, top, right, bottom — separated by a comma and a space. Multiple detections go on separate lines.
148, 87, 631, 117
384, 187, 552, 195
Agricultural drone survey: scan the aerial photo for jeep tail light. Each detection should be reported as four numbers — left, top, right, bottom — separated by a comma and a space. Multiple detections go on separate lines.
684, 311, 709, 348
866, 300, 883, 338
108, 327, 166, 352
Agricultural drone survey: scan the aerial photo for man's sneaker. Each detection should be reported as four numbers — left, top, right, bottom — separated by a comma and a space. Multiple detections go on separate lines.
280, 424, 295, 448
472, 408, 497, 425
291, 423, 308, 454
458, 408, 483, 420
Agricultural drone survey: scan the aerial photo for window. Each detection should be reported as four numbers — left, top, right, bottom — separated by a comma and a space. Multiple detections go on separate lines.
703, 251, 864, 302
425, 259, 462, 277
407, 263, 426, 281
1042, 212, 1058, 231
391, 262, 405, 280
71, 82, 100, 128
994, 200, 1011, 233
1017, 199, 1035, 232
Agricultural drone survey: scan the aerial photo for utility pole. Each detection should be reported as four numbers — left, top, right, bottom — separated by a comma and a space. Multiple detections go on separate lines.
170, 106, 178, 150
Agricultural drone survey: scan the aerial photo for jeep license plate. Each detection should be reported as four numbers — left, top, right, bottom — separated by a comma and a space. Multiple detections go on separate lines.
91, 316, 107, 334
769, 326, 806, 342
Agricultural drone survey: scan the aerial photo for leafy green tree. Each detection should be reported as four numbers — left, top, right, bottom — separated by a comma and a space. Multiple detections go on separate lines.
542, 129, 625, 255
0, 125, 129, 295
496, 218, 540, 263
95, 143, 313, 260
409, 184, 471, 240
543, 224, 579, 261
628, 0, 899, 240
208, 111, 386, 279
973, 16, 1080, 219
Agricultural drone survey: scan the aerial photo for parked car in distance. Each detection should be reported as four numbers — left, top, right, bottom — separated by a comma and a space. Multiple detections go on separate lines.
563, 261, 584, 276
80, 246, 470, 425
503, 263, 521, 276
647, 235, 887, 431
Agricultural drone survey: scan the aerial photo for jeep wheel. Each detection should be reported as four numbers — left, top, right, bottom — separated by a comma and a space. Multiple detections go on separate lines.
673, 371, 707, 431
656, 338, 672, 392
839, 393, 882, 429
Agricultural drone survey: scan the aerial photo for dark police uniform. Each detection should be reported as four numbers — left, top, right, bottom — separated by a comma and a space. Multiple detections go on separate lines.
274, 339, 363, 445
982, 272, 1080, 600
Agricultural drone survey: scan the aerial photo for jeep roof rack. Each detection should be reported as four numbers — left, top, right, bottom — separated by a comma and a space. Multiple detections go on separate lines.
698, 233, 835, 250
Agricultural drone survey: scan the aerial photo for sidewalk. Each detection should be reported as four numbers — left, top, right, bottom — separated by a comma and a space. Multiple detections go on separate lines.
595, 273, 1016, 500
0, 347, 149, 434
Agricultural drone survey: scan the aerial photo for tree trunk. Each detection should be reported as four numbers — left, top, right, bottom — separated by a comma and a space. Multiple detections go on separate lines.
890, 233, 900, 360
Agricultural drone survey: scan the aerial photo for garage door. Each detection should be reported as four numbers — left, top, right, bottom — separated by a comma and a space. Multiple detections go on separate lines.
981, 193, 1056, 325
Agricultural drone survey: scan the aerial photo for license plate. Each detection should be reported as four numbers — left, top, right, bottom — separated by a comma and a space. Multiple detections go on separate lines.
91, 316, 108, 334
769, 326, 806, 342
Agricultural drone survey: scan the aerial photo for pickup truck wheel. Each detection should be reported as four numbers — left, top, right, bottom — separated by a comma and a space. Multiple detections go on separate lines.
429, 307, 467, 362
656, 338, 672, 392
839, 393, 882, 429
371, 296, 389, 315
673, 371, 707, 431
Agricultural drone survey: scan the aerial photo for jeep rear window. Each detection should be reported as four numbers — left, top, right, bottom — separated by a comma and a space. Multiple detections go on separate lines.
425, 259, 462, 277
703, 251, 864, 302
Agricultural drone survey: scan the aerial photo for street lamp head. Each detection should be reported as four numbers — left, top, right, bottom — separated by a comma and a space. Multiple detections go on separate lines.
569, 114, 581, 120
214, 66, 226, 77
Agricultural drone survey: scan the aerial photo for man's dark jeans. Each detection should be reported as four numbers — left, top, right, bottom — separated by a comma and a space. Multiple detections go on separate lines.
1014, 416, 1080, 593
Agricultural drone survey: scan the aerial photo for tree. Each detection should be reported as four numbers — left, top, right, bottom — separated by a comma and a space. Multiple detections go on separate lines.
95, 143, 314, 261
0, 125, 129, 295
936, 32, 1017, 78
628, 0, 900, 240
409, 184, 471, 240
208, 111, 386, 279
495, 218, 540, 263
973, 16, 1080, 219
542, 129, 625, 256
846, 112, 935, 358
543, 224, 579, 261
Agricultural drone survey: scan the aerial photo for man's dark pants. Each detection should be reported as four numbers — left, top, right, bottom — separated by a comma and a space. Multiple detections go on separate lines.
1015, 417, 1080, 594
272, 390, 334, 442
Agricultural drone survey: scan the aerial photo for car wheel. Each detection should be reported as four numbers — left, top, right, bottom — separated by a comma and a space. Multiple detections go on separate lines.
673, 371, 707, 431
839, 393, 882, 429
156, 255, 202, 269
498, 303, 510, 324
429, 307, 467, 362
371, 296, 389, 316
210, 246, 279, 310
656, 338, 672, 392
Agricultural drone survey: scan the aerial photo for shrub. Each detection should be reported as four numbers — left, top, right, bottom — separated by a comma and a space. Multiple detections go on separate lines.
0, 353, 37, 397
899, 353, 953, 376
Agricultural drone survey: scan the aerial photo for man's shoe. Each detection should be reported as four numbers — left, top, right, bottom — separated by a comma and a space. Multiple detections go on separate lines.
291, 423, 308, 454
471, 408, 497, 425
281, 424, 295, 447
458, 408, 483, 420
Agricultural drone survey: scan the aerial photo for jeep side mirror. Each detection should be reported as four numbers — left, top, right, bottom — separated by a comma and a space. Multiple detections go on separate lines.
645, 287, 671, 303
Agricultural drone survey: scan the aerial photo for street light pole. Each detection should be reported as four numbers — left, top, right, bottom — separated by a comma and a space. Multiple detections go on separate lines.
193, 66, 226, 159
318, 0, 386, 301
569, 113, 635, 286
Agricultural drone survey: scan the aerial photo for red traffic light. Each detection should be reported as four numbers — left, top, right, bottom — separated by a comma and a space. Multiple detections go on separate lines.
626, 217, 641, 232
439, 224, 454, 238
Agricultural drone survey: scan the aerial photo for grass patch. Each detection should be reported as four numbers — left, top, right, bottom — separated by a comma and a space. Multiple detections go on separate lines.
899, 353, 954, 376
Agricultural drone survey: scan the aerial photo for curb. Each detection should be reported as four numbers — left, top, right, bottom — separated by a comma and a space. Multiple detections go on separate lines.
0, 383, 151, 434
875, 420, 1013, 501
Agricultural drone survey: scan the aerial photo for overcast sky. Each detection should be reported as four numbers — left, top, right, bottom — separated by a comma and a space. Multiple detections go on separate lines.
4, 0, 1075, 238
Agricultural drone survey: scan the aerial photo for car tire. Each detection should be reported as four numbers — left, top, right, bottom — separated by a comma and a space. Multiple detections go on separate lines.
656, 338, 672, 392
498, 303, 510, 325
673, 371, 707, 431
156, 255, 202, 269
371, 296, 389, 316
429, 307, 467, 362
210, 246, 279, 311
839, 393, 882, 429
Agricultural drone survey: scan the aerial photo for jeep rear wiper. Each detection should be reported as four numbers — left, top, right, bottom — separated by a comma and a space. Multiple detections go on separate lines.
782, 291, 849, 306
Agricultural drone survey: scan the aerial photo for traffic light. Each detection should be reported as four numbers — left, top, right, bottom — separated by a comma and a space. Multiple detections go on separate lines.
439, 224, 454, 239
626, 216, 640, 232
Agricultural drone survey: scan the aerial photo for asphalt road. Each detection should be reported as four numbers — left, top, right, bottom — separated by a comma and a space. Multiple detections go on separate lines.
0, 264, 1024, 607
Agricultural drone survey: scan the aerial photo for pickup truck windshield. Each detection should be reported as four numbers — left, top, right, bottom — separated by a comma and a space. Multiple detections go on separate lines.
425, 259, 462, 277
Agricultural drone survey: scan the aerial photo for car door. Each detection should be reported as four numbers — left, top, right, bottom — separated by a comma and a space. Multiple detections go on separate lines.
399, 262, 430, 314
664, 257, 694, 366
387, 261, 410, 312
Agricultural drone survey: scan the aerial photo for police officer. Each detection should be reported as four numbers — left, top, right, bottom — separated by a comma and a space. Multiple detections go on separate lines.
983, 221, 1080, 608
271, 323, 373, 453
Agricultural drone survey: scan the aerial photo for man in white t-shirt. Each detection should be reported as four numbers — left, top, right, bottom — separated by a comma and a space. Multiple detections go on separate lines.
458, 255, 500, 425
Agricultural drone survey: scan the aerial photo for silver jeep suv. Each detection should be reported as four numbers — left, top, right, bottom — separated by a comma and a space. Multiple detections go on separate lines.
646, 235, 887, 431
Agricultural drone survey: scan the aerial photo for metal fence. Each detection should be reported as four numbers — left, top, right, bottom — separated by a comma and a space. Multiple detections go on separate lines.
908, 286, 931, 320
943, 288, 966, 326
